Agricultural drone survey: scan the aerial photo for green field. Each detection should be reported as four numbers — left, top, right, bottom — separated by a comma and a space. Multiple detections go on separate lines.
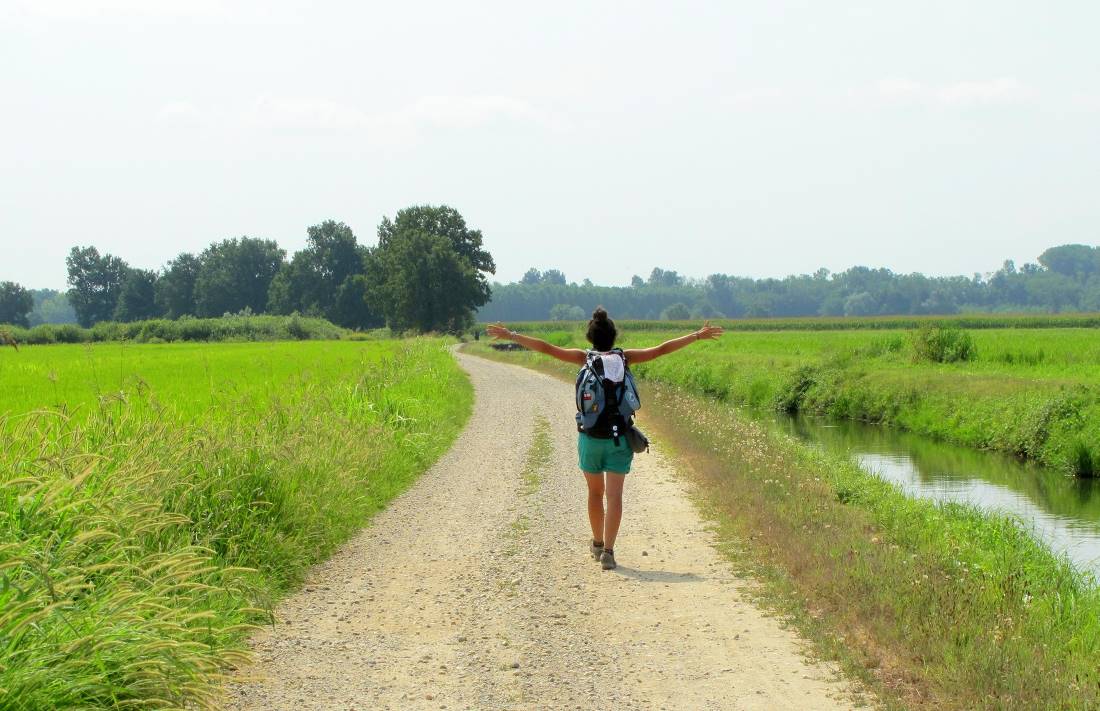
484, 321, 1100, 475
0, 339, 471, 709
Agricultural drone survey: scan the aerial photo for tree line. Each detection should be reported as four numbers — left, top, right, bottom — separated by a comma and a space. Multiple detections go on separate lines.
477, 244, 1100, 322
0, 206, 494, 332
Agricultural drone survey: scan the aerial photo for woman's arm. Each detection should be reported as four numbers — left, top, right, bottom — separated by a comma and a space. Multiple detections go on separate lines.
484, 323, 588, 365
623, 320, 724, 365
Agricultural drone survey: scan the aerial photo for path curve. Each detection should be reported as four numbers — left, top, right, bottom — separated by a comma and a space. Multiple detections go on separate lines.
224, 352, 866, 710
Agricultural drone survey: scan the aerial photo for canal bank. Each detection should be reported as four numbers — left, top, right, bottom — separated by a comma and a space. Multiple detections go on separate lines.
770, 413, 1100, 579
640, 382, 1099, 710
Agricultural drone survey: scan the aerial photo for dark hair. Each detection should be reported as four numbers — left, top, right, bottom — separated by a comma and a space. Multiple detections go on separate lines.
586, 306, 617, 351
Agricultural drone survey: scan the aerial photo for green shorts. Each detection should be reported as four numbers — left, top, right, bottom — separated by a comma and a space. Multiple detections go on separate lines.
578, 432, 634, 475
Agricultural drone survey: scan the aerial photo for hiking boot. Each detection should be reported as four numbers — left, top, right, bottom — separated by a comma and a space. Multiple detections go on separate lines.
600, 548, 617, 570
590, 539, 604, 560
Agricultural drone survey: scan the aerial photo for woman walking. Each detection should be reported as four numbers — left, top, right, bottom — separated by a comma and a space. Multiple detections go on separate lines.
486, 308, 723, 569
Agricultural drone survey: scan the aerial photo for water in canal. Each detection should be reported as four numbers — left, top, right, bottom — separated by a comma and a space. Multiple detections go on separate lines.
770, 415, 1100, 579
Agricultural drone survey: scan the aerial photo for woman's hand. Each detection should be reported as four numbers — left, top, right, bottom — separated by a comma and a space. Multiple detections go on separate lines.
694, 320, 724, 341
485, 322, 514, 340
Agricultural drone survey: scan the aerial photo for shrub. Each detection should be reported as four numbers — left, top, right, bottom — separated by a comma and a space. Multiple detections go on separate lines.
773, 365, 818, 412
910, 325, 976, 363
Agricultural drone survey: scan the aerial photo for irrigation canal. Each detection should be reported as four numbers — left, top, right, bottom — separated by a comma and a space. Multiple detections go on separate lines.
769, 414, 1100, 580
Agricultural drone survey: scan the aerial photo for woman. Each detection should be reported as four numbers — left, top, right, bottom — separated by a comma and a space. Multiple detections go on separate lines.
486, 308, 723, 570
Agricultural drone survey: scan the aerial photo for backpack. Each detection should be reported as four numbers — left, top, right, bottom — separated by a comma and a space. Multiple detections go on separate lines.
575, 348, 641, 441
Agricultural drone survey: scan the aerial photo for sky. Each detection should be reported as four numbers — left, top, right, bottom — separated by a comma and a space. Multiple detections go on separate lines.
2, 1, 1099, 290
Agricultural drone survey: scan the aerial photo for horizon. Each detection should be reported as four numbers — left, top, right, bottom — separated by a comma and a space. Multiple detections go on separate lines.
21, 236, 1067, 294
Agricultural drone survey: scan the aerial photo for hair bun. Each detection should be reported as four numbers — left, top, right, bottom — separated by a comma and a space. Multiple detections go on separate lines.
592, 307, 608, 322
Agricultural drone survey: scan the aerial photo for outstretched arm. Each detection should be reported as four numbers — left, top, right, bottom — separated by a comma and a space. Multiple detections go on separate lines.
484, 323, 588, 365
623, 320, 724, 365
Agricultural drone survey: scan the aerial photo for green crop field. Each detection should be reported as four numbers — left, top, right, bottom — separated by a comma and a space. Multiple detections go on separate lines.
481, 320, 1100, 475
0, 339, 471, 709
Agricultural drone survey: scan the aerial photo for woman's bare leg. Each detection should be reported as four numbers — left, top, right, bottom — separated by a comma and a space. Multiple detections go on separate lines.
584, 472, 605, 543
603, 472, 626, 550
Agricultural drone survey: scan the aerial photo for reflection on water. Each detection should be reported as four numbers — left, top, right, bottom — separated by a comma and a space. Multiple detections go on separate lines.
771, 415, 1100, 578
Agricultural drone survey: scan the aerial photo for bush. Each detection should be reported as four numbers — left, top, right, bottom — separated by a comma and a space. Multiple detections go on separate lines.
2, 315, 348, 345
910, 325, 976, 363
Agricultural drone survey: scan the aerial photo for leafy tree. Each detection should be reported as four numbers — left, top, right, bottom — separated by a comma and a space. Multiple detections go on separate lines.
549, 303, 585, 321
648, 267, 684, 288
28, 289, 77, 325
521, 268, 542, 285
630, 275, 645, 288
267, 220, 368, 326
194, 238, 285, 317
331, 273, 384, 330
1025, 271, 1080, 312
843, 291, 878, 317
541, 269, 567, 285
66, 246, 129, 327
0, 281, 34, 327
156, 253, 199, 318
1038, 244, 1098, 279
378, 205, 496, 276
373, 207, 494, 332
114, 269, 160, 322
660, 302, 691, 320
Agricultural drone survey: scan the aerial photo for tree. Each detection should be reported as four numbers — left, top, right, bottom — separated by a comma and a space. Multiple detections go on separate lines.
374, 229, 490, 332
649, 267, 684, 288
1038, 244, 1098, 279
193, 237, 285, 316
521, 268, 542, 285
114, 268, 160, 322
630, 275, 645, 288
156, 253, 199, 318
373, 206, 495, 332
660, 302, 691, 320
541, 269, 567, 285
28, 289, 77, 326
378, 205, 496, 277
267, 220, 369, 326
549, 304, 585, 321
331, 273, 384, 330
66, 246, 129, 327
843, 291, 879, 317
0, 281, 34, 327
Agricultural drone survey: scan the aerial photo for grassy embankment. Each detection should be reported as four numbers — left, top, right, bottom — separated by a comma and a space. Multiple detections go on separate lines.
464, 322, 1100, 710
0, 339, 471, 709
488, 319, 1100, 475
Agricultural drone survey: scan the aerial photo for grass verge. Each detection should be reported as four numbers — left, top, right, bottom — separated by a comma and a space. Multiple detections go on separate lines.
506, 417, 551, 548
0, 339, 471, 709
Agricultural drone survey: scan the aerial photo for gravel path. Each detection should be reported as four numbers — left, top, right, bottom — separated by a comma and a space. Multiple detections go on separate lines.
223, 352, 866, 710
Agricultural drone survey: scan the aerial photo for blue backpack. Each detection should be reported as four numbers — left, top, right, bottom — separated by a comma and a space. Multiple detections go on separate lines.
575, 348, 641, 439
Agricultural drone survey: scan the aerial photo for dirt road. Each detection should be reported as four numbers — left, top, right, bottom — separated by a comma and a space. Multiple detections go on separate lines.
224, 352, 866, 710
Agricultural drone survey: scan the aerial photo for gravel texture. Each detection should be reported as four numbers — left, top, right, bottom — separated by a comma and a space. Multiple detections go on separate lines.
223, 352, 867, 710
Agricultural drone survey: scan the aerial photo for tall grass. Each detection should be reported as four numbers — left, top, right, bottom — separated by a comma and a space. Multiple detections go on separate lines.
646, 385, 1100, 710
0, 339, 471, 709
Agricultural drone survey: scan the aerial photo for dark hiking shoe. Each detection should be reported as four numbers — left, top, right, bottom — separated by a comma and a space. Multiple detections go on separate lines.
600, 548, 617, 570
590, 539, 604, 560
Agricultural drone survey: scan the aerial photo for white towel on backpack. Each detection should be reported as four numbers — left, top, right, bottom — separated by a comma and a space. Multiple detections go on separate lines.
599, 353, 625, 383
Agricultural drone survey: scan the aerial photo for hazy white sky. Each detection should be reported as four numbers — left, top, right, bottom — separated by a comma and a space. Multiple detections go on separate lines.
3, 1, 1098, 289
